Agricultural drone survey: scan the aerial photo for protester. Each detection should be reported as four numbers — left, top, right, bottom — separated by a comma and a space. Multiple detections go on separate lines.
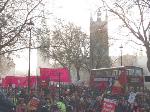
1, 82, 150, 112
0, 89, 15, 112
27, 96, 40, 112
57, 97, 66, 112
16, 98, 27, 112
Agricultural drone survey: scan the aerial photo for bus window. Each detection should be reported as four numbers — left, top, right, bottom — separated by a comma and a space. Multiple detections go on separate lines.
95, 70, 107, 77
114, 70, 121, 76
118, 69, 121, 76
126, 70, 129, 76
112, 70, 117, 76
128, 69, 134, 75
134, 68, 142, 76
105, 70, 111, 76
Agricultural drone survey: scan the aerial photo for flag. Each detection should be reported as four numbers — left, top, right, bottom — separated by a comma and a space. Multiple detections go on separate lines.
118, 69, 127, 86
40, 68, 71, 83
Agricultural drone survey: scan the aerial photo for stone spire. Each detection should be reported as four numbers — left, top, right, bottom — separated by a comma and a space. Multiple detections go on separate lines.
105, 9, 108, 22
90, 12, 93, 24
97, 8, 101, 21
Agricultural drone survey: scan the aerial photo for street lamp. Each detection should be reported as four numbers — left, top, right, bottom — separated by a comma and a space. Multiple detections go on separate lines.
119, 44, 123, 66
27, 19, 34, 95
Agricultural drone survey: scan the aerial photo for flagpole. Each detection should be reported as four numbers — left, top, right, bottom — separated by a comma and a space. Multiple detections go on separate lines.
27, 19, 34, 96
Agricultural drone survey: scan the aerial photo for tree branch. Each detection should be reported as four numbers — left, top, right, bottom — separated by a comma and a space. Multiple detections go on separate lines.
0, 0, 10, 13
0, 0, 43, 51
0, 45, 43, 55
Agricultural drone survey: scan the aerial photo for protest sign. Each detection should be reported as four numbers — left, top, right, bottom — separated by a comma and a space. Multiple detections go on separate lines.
128, 92, 137, 104
101, 98, 117, 112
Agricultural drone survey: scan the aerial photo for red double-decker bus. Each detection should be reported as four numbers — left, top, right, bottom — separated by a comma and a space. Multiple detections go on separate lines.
90, 66, 144, 92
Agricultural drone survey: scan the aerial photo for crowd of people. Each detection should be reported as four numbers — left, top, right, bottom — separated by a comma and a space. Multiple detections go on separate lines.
0, 83, 150, 112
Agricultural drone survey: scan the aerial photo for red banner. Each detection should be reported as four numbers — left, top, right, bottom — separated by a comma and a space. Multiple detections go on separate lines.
40, 68, 71, 83
101, 98, 117, 112
2, 76, 37, 88
2, 68, 71, 87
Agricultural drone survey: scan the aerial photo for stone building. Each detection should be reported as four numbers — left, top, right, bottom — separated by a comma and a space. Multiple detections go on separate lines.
90, 9, 110, 69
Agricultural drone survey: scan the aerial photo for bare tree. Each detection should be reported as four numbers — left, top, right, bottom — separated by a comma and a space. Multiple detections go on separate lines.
0, 0, 44, 55
102, 0, 150, 71
40, 19, 90, 80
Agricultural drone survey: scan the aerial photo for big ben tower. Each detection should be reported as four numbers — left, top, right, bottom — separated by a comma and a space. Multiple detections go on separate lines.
90, 9, 110, 69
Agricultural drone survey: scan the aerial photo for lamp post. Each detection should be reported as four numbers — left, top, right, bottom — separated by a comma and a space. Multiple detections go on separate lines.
119, 44, 123, 66
27, 19, 34, 95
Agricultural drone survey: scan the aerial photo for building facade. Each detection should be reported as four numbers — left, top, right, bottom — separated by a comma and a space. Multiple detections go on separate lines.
90, 9, 110, 69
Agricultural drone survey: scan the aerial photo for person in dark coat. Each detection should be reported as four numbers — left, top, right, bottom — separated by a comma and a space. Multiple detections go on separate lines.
0, 89, 15, 112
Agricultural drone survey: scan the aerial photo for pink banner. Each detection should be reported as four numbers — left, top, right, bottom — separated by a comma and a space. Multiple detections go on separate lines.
40, 68, 71, 83
2, 76, 37, 88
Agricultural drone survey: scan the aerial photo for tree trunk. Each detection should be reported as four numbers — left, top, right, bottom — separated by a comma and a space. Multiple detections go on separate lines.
76, 68, 80, 81
146, 46, 150, 72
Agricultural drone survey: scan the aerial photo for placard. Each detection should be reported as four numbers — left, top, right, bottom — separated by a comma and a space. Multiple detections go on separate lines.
101, 98, 117, 112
